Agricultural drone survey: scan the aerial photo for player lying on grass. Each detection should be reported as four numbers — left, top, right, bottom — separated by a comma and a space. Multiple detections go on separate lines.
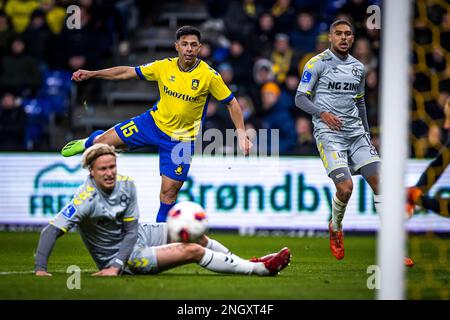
35, 144, 290, 277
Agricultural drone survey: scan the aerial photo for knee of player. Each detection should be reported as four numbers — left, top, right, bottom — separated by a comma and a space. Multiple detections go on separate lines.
336, 181, 353, 200
93, 134, 106, 144
183, 243, 205, 262
196, 235, 209, 247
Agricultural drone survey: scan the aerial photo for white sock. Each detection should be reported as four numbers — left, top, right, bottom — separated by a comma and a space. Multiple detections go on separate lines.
332, 193, 347, 231
206, 237, 252, 264
198, 248, 269, 276
206, 238, 231, 255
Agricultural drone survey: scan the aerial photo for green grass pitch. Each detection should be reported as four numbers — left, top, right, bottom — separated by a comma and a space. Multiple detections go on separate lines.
0, 231, 447, 299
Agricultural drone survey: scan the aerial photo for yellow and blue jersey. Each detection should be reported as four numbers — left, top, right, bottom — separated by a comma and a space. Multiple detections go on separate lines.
135, 58, 234, 142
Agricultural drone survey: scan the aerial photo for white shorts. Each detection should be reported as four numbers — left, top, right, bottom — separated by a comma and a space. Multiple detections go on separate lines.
124, 223, 169, 275
315, 133, 380, 176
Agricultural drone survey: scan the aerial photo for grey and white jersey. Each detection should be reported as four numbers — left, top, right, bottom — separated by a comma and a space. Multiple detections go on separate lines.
297, 49, 366, 138
51, 174, 140, 269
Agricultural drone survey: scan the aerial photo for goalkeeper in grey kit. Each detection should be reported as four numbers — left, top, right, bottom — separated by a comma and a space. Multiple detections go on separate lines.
295, 19, 413, 266
35, 144, 291, 276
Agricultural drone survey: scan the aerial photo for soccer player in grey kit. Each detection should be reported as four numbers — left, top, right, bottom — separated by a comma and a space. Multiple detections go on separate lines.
35, 144, 291, 276
295, 20, 413, 266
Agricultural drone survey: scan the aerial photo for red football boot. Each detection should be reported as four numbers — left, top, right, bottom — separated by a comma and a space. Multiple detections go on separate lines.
249, 252, 277, 263
406, 187, 423, 218
404, 257, 414, 267
263, 247, 291, 276
329, 221, 344, 260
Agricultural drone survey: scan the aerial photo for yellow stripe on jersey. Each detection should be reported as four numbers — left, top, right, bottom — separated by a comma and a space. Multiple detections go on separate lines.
123, 217, 136, 222
135, 58, 233, 141
50, 221, 67, 233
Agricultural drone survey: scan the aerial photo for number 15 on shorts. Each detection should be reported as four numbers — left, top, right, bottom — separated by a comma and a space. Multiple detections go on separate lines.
120, 121, 139, 137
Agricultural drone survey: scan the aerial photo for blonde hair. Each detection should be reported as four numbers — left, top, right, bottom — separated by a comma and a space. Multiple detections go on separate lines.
81, 143, 116, 169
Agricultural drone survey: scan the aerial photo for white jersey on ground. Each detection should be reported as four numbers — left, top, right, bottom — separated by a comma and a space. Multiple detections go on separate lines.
51, 174, 140, 269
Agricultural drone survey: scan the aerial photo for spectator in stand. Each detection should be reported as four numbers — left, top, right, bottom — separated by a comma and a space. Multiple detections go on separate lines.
22, 9, 54, 65
250, 12, 276, 59
260, 82, 297, 154
237, 94, 257, 125
339, 0, 372, 32
223, 0, 263, 42
4, 0, 39, 33
202, 98, 228, 135
296, 32, 329, 76
283, 69, 309, 119
290, 10, 320, 55
217, 62, 239, 94
271, 0, 296, 34
359, 15, 380, 55
249, 58, 275, 114
56, 4, 108, 71
352, 37, 377, 71
56, 6, 105, 103
198, 39, 215, 66
39, 0, 66, 35
289, 117, 318, 156
0, 92, 26, 151
226, 39, 254, 92
206, 0, 228, 19
282, 69, 300, 101
0, 11, 14, 56
253, 58, 275, 86
0, 36, 42, 96
271, 33, 297, 84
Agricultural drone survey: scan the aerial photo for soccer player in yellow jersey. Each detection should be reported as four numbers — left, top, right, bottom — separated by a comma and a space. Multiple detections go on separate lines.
62, 26, 252, 222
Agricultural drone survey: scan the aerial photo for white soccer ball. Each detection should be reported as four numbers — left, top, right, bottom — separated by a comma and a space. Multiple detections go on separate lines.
167, 201, 208, 243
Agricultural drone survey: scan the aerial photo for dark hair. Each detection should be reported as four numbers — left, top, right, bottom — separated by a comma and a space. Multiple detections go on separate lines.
176, 26, 201, 41
329, 19, 354, 33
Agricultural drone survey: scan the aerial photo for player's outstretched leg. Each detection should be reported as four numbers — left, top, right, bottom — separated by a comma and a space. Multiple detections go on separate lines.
196, 245, 291, 276
61, 130, 104, 157
155, 243, 291, 276
61, 127, 127, 157
197, 235, 279, 266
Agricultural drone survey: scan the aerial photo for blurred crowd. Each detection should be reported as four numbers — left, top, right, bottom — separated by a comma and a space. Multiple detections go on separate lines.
200, 0, 382, 155
0, 0, 144, 150
0, 0, 448, 158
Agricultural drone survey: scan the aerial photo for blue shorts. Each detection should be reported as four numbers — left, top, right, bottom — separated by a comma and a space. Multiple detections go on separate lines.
114, 111, 194, 181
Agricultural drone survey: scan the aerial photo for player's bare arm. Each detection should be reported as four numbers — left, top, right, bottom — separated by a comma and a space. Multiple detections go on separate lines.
71, 66, 138, 82
226, 97, 253, 156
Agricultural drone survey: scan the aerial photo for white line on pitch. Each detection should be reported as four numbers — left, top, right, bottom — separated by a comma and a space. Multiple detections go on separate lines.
0, 269, 98, 275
